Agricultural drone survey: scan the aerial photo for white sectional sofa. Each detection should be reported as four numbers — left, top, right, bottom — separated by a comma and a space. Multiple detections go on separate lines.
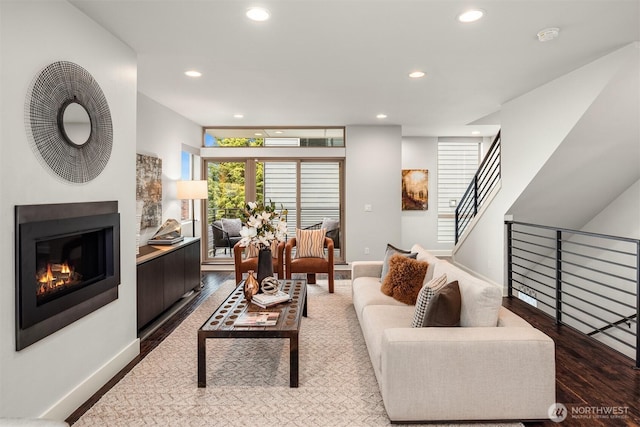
351, 244, 556, 423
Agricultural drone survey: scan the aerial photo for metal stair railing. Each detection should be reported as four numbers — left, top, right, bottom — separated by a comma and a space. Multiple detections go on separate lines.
455, 131, 501, 244
506, 220, 640, 369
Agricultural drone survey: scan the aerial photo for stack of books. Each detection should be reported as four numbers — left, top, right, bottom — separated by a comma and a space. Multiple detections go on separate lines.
251, 290, 291, 308
235, 311, 280, 326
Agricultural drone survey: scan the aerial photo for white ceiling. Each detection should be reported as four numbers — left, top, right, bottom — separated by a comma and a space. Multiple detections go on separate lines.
70, 0, 639, 137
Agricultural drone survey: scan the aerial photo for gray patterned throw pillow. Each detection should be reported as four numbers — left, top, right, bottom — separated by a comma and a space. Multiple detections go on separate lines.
411, 273, 448, 328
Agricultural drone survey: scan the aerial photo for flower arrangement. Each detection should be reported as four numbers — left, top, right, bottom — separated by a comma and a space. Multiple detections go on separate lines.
239, 200, 288, 249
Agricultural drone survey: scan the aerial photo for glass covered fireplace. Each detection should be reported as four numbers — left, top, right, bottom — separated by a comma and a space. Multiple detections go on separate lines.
15, 201, 120, 350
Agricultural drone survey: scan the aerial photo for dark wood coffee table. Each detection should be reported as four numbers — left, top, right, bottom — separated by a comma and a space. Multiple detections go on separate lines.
197, 279, 307, 388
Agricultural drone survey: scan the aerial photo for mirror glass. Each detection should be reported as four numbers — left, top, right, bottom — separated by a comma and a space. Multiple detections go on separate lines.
62, 102, 91, 145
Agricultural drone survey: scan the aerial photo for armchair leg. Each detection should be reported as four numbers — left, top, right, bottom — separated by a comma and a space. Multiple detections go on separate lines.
306, 273, 316, 284
328, 274, 334, 294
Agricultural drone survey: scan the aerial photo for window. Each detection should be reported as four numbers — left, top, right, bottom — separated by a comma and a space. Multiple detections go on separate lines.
203, 128, 344, 147
180, 144, 201, 221
201, 128, 345, 263
180, 150, 192, 221
437, 141, 480, 243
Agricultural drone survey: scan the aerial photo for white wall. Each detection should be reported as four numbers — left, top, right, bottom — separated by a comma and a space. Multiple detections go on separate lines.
136, 93, 203, 242
345, 125, 402, 261
400, 137, 446, 252
454, 44, 638, 287
582, 179, 640, 240
508, 46, 639, 230
0, 1, 138, 419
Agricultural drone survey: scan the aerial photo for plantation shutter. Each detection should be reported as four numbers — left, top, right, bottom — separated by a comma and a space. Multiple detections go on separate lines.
437, 141, 480, 243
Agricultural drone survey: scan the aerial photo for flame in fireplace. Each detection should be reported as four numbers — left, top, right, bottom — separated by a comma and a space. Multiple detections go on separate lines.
36, 262, 79, 297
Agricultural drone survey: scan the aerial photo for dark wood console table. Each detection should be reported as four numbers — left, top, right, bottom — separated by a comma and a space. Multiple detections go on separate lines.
136, 237, 201, 331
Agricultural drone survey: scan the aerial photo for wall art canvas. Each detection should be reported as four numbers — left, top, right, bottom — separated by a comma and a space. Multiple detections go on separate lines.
402, 169, 428, 210
136, 153, 162, 228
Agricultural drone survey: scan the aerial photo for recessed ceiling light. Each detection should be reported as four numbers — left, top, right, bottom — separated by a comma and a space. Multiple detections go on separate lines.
457, 9, 484, 23
255, 132, 263, 136
274, 130, 284, 134
376, 114, 387, 119
409, 71, 425, 78
233, 114, 244, 119
184, 70, 202, 77
537, 27, 560, 42
471, 131, 481, 135
246, 7, 270, 21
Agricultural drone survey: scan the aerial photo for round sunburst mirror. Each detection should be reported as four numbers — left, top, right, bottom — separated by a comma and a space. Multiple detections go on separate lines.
25, 61, 113, 183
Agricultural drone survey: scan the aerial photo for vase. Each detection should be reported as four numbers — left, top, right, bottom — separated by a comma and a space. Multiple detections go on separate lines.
256, 247, 274, 291
243, 270, 259, 302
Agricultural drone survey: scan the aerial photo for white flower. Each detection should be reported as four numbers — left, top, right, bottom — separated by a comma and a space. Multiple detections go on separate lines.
241, 201, 288, 249
247, 215, 261, 228
259, 211, 271, 221
239, 226, 257, 247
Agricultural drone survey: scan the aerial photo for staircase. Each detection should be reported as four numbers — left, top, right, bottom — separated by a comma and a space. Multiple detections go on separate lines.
454, 131, 501, 244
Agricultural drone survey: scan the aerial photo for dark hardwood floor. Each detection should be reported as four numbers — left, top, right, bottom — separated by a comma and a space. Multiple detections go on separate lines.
503, 297, 640, 427
67, 270, 639, 426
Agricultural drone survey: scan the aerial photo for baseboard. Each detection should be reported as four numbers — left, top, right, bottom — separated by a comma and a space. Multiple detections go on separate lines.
40, 338, 140, 420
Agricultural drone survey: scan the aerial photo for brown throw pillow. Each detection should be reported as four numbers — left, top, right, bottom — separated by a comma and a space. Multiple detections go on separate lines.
380, 254, 429, 305
423, 280, 461, 327
381, 243, 417, 281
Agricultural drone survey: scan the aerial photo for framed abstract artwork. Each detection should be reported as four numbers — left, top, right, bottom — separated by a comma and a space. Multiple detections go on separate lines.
136, 153, 162, 228
402, 169, 428, 210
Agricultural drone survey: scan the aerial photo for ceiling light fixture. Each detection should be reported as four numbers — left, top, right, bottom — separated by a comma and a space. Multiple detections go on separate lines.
184, 70, 202, 77
255, 132, 263, 136
409, 71, 425, 78
457, 9, 484, 23
246, 7, 270, 21
471, 131, 481, 135
274, 130, 284, 134
537, 27, 560, 42
376, 114, 387, 119
233, 114, 244, 119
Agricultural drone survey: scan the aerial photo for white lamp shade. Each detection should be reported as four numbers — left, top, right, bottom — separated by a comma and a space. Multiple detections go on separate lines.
177, 180, 208, 200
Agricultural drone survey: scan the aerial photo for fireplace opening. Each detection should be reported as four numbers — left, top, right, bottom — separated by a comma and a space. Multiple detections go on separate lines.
15, 201, 120, 350
36, 229, 107, 306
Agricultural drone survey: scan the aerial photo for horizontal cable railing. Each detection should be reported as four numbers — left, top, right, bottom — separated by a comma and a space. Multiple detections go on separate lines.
207, 207, 244, 222
506, 220, 640, 368
455, 131, 501, 244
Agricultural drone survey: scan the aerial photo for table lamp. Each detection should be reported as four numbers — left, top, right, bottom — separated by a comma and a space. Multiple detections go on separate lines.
177, 180, 208, 237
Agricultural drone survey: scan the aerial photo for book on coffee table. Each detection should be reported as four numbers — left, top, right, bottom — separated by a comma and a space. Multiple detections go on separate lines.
251, 291, 291, 308
235, 311, 280, 326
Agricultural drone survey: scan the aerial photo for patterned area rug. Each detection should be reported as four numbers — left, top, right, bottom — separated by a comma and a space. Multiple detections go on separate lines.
75, 280, 522, 427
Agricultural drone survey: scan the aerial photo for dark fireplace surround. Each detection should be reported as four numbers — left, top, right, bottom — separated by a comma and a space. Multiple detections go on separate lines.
15, 201, 120, 350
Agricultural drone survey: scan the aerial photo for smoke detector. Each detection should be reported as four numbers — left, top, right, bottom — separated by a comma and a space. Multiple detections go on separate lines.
537, 27, 560, 42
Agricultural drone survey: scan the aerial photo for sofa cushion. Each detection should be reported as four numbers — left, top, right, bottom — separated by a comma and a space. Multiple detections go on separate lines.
411, 273, 448, 327
432, 261, 502, 327
360, 304, 416, 383
295, 228, 326, 258
381, 244, 417, 281
381, 254, 428, 305
352, 276, 406, 320
221, 218, 242, 237
411, 243, 441, 283
423, 280, 461, 327
321, 217, 339, 232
